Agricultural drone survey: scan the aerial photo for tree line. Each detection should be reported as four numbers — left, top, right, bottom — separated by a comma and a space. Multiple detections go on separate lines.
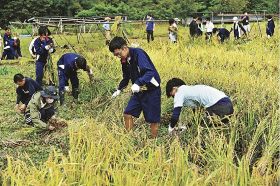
0, 0, 278, 27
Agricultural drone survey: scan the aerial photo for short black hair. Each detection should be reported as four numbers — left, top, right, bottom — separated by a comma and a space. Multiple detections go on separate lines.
206, 17, 211, 21
38, 26, 51, 36
109, 36, 127, 52
197, 17, 202, 21
166, 78, 186, 97
75, 56, 87, 70
4, 27, 10, 31
14, 73, 24, 83
267, 15, 272, 19
213, 28, 219, 34
169, 18, 175, 25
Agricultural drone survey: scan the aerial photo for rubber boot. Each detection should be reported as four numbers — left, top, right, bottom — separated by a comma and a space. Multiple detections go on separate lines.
72, 88, 79, 104
124, 114, 134, 131
59, 91, 65, 105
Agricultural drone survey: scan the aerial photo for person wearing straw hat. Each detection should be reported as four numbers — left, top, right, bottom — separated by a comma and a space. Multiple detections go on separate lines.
103, 17, 112, 45
24, 86, 59, 130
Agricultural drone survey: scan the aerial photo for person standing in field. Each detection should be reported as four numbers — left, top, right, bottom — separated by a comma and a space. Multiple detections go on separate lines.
14, 73, 42, 114
33, 26, 55, 86
168, 18, 178, 43
103, 17, 111, 45
165, 78, 234, 133
57, 53, 94, 105
241, 12, 250, 34
196, 17, 203, 37
231, 17, 247, 39
109, 36, 161, 138
266, 15, 275, 38
212, 28, 230, 43
146, 14, 155, 43
205, 17, 214, 41
189, 16, 199, 38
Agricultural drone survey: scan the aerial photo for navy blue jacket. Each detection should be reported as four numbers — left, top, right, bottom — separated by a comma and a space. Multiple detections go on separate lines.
34, 37, 54, 63
16, 77, 42, 105
3, 33, 14, 48
218, 28, 230, 38
118, 48, 161, 91
57, 53, 83, 91
146, 18, 155, 31
266, 19, 275, 36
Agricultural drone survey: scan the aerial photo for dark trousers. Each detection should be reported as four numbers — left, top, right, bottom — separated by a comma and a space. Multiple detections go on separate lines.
25, 106, 55, 125
36, 61, 46, 86
146, 30, 154, 43
206, 97, 234, 124
1, 49, 15, 60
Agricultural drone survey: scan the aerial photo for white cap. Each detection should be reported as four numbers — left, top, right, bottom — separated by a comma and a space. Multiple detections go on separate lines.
233, 17, 238, 21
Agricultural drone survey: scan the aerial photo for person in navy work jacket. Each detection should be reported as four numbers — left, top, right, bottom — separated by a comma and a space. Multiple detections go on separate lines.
14, 73, 42, 114
213, 28, 230, 43
33, 26, 55, 86
146, 14, 155, 43
57, 53, 94, 105
266, 15, 275, 38
1, 27, 16, 60
109, 36, 161, 138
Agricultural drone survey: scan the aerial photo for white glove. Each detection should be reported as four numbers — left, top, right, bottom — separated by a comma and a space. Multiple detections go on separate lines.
49, 48, 54, 53
45, 45, 51, 50
112, 90, 121, 98
168, 125, 175, 134
64, 86, 70, 92
131, 84, 140, 93
178, 126, 187, 132
14, 37, 17, 40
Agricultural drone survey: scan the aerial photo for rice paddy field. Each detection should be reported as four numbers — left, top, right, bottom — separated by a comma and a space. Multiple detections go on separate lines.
0, 22, 279, 185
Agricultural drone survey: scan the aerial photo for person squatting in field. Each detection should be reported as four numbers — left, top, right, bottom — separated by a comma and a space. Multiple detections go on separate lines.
109, 36, 161, 138
166, 78, 234, 133
213, 28, 230, 43
57, 53, 94, 105
1, 27, 22, 60
24, 86, 59, 130
14, 73, 43, 114
34, 26, 55, 86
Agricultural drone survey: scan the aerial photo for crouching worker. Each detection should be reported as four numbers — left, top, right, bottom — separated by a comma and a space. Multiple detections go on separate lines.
14, 73, 42, 114
166, 78, 234, 133
213, 28, 230, 43
57, 53, 94, 105
109, 36, 161, 138
25, 86, 59, 130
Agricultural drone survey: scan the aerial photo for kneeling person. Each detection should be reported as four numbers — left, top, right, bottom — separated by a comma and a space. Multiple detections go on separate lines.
57, 53, 93, 105
166, 78, 234, 133
25, 86, 59, 130
14, 73, 42, 113
213, 28, 230, 43
109, 36, 161, 138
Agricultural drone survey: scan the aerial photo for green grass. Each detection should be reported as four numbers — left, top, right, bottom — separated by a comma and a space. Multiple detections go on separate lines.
0, 22, 279, 185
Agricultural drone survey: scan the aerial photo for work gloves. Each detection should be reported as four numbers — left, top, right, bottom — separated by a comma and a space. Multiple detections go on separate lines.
131, 84, 140, 93
168, 124, 187, 134
112, 90, 121, 98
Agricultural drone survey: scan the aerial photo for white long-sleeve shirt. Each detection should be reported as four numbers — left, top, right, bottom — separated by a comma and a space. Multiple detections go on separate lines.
205, 21, 214, 32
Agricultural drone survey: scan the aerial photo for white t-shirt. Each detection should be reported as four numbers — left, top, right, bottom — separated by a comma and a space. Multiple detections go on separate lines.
29, 37, 37, 56
205, 21, 214, 32
174, 85, 227, 108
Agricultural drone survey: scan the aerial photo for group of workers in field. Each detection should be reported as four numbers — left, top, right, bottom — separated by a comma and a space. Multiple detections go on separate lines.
144, 12, 275, 43
1, 13, 275, 137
